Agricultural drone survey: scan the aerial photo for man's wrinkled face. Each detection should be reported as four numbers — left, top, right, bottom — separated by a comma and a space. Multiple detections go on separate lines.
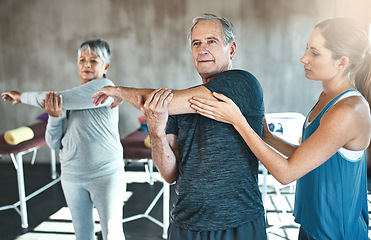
191, 20, 235, 83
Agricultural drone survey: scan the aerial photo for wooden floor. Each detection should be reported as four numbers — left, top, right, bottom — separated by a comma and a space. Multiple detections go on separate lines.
0, 161, 370, 240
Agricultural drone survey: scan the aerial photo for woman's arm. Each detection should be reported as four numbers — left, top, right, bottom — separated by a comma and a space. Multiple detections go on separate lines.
2, 79, 115, 110
262, 118, 298, 157
2, 90, 65, 149
190, 92, 370, 185
55, 79, 115, 110
45, 116, 64, 150
42, 92, 64, 150
2, 91, 22, 105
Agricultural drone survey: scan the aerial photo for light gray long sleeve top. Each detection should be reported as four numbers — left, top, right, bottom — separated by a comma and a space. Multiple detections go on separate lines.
20, 79, 124, 181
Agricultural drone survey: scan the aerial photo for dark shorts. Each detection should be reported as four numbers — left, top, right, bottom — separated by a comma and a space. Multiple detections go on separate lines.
167, 215, 267, 240
298, 227, 315, 240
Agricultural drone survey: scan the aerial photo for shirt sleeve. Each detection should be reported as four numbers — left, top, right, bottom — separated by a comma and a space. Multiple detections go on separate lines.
166, 115, 178, 135
204, 70, 265, 117
20, 78, 115, 110
45, 114, 65, 150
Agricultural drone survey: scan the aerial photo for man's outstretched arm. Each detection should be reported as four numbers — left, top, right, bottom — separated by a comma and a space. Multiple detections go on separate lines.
92, 85, 215, 115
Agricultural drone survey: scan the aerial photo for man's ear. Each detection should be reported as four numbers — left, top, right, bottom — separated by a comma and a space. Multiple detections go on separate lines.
229, 41, 237, 60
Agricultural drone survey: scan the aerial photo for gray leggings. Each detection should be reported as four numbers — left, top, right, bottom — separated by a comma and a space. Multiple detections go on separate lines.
61, 169, 126, 240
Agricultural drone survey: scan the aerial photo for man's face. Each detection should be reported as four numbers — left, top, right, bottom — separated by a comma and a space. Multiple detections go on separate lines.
191, 19, 236, 83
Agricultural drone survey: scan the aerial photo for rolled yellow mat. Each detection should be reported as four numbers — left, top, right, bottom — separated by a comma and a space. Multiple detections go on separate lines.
144, 135, 151, 149
4, 126, 34, 145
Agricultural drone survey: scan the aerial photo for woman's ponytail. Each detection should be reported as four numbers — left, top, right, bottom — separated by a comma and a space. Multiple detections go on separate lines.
354, 50, 371, 108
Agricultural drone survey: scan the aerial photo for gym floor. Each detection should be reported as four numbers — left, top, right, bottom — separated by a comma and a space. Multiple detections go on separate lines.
0, 161, 370, 240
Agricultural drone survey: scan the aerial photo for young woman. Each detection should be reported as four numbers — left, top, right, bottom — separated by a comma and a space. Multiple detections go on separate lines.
2, 40, 126, 240
189, 18, 371, 239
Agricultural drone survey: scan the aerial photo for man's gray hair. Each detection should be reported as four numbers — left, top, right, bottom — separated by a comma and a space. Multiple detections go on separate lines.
189, 13, 235, 45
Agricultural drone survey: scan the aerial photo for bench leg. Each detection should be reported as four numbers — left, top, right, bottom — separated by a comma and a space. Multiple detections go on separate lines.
162, 182, 170, 239
15, 153, 28, 228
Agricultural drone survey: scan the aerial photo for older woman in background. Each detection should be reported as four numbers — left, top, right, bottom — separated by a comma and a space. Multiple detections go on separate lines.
2, 39, 126, 240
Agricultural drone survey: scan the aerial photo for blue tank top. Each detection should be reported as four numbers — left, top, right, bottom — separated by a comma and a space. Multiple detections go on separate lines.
294, 89, 369, 240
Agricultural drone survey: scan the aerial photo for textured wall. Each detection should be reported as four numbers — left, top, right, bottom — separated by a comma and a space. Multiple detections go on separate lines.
0, 0, 370, 162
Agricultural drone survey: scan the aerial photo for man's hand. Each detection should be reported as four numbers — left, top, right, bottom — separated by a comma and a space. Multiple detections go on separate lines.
139, 88, 178, 183
139, 88, 173, 137
1, 91, 22, 105
92, 86, 123, 109
42, 92, 63, 117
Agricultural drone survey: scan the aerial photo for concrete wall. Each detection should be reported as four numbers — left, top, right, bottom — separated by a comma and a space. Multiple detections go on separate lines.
0, 0, 370, 162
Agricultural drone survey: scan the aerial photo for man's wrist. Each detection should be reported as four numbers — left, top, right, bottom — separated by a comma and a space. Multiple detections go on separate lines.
149, 132, 167, 141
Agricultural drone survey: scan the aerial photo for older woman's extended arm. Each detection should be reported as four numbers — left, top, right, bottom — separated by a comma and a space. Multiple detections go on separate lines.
2, 79, 116, 110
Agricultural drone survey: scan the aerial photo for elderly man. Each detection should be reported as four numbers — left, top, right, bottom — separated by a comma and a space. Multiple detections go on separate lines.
93, 13, 266, 240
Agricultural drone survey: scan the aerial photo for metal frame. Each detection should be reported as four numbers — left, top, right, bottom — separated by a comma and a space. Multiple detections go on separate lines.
124, 158, 154, 185
0, 147, 60, 228
260, 112, 305, 232
260, 165, 296, 232
122, 173, 170, 239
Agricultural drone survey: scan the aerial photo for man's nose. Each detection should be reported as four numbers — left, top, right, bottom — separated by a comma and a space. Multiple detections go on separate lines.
199, 47, 210, 56
200, 43, 209, 52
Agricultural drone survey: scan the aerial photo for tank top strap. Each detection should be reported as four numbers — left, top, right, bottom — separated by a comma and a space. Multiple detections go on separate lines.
316, 89, 358, 121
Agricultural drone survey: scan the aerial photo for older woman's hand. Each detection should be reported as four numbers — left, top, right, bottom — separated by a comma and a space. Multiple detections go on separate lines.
1, 91, 22, 105
42, 92, 63, 117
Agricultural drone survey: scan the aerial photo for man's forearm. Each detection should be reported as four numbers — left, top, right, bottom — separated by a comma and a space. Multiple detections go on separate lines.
150, 135, 179, 184
116, 87, 153, 110
117, 85, 214, 115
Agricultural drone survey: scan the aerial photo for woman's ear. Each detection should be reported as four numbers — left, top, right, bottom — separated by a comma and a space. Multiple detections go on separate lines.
337, 56, 349, 70
104, 63, 110, 73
